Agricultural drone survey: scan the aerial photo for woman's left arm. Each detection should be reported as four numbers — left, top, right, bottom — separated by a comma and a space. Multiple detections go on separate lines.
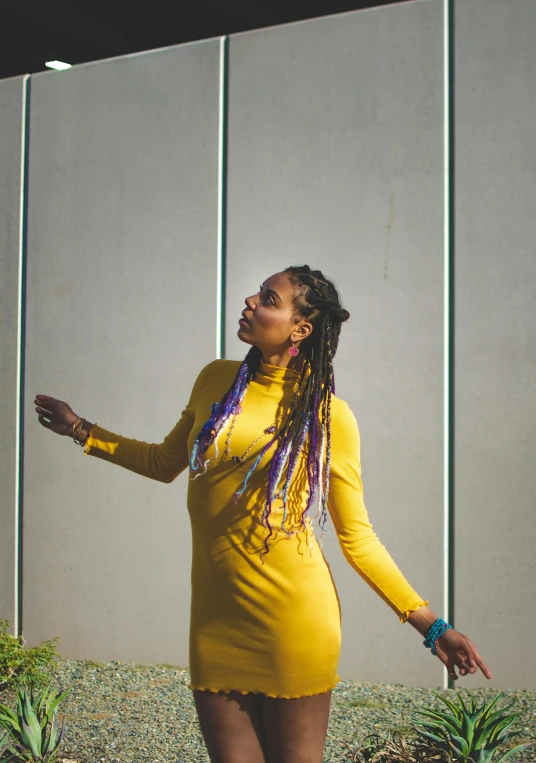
327, 399, 492, 681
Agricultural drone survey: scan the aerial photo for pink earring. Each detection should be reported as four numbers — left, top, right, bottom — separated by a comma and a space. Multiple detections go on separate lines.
289, 343, 299, 357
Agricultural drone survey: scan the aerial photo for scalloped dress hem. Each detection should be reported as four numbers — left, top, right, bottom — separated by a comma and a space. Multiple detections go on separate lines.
188, 675, 342, 699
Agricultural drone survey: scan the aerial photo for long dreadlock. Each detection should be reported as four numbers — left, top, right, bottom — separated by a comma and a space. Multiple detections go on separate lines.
190, 265, 350, 562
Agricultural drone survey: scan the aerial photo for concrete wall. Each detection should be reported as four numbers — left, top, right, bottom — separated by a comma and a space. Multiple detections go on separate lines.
1, 0, 534, 689
22, 41, 221, 664
454, 0, 536, 689
0, 76, 27, 635
225, 0, 444, 687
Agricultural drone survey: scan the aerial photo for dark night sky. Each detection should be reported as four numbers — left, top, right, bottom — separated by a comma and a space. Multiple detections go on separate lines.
1, 0, 412, 80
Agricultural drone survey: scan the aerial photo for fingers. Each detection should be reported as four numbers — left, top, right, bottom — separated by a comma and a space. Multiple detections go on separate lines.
35, 395, 55, 428
459, 638, 492, 679
453, 642, 492, 681
436, 631, 492, 681
447, 658, 460, 680
471, 647, 493, 680
37, 413, 52, 428
34, 396, 54, 414
35, 394, 52, 406
447, 656, 470, 680
36, 406, 53, 420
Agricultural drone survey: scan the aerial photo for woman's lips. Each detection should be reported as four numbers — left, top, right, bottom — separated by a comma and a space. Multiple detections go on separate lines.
239, 318, 249, 326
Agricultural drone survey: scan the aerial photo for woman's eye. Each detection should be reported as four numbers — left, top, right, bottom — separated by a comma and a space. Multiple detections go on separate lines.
259, 287, 274, 305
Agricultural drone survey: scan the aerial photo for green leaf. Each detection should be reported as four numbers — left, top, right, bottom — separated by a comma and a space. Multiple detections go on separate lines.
20, 719, 40, 758
0, 709, 18, 727
477, 693, 504, 725
480, 705, 516, 730
417, 729, 446, 745
473, 724, 493, 749
413, 716, 462, 737
434, 693, 464, 717
451, 733, 470, 758
461, 711, 475, 749
43, 689, 58, 721
44, 688, 69, 747
22, 693, 42, 755
0, 704, 18, 724
15, 691, 23, 722
43, 714, 57, 755
413, 708, 463, 733
0, 731, 11, 754
45, 689, 69, 717
0, 715, 21, 737
449, 741, 467, 759
470, 748, 494, 763
488, 715, 519, 743
494, 742, 535, 762
457, 692, 470, 716
473, 712, 516, 749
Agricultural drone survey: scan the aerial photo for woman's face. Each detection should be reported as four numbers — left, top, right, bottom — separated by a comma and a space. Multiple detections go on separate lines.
237, 272, 312, 358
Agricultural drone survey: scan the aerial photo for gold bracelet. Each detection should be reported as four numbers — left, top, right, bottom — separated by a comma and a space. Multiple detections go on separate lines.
77, 418, 85, 445
73, 418, 85, 446
75, 420, 96, 450
71, 417, 83, 442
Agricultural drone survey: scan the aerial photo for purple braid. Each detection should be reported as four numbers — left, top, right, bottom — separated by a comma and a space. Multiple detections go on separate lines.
190, 348, 260, 474
189, 266, 349, 562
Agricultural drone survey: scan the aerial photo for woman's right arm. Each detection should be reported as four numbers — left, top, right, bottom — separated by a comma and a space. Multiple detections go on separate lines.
34, 364, 210, 484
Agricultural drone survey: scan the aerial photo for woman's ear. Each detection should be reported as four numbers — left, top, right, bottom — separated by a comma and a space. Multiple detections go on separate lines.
293, 322, 313, 342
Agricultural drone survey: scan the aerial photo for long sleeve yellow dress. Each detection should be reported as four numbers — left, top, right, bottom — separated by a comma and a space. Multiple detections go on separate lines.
84, 358, 428, 698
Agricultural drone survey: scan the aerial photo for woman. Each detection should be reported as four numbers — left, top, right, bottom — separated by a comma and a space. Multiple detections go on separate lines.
35, 265, 491, 763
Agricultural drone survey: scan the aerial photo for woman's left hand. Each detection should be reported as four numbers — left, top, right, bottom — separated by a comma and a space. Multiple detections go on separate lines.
434, 627, 492, 680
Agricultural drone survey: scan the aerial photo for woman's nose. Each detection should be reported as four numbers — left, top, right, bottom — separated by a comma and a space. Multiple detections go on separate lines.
245, 295, 256, 309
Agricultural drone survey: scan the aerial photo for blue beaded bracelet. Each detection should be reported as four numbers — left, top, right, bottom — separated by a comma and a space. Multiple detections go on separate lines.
423, 618, 452, 655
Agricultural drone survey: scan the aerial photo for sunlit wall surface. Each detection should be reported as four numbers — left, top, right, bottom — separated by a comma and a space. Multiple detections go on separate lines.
0, 0, 534, 689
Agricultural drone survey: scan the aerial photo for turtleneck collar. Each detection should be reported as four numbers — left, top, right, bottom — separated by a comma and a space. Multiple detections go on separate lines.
257, 359, 309, 384
258, 360, 300, 379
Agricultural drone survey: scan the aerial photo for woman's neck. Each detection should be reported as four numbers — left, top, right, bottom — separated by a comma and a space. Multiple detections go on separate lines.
261, 352, 306, 373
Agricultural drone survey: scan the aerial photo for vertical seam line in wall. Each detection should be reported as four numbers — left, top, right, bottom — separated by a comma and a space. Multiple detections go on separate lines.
444, 0, 455, 691
217, 36, 229, 359
15, 74, 31, 638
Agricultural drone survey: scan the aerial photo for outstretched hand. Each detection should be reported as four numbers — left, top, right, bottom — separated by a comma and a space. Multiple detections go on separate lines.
34, 394, 78, 437
434, 627, 492, 681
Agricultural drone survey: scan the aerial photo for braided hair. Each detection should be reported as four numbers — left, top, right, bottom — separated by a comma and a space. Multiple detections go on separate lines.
190, 265, 350, 562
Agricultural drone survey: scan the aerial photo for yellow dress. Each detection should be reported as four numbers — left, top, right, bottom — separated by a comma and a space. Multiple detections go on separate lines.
84, 358, 428, 698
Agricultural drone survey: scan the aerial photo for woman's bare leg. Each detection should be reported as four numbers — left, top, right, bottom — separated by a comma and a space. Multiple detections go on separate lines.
192, 689, 268, 763
261, 690, 332, 763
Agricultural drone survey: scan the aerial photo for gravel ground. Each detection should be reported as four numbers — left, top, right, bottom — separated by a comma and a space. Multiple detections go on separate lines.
2, 659, 535, 763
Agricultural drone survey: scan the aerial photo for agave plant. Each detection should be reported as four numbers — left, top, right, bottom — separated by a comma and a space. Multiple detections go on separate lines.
411, 690, 533, 763
0, 680, 69, 762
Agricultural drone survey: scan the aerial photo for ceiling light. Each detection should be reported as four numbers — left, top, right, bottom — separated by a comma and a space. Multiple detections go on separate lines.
45, 61, 72, 71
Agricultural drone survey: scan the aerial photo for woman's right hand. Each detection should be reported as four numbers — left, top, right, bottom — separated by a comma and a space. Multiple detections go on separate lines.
34, 394, 79, 437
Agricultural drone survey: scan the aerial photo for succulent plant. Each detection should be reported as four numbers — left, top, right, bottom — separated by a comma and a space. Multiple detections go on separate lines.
0, 680, 70, 762
411, 690, 533, 763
